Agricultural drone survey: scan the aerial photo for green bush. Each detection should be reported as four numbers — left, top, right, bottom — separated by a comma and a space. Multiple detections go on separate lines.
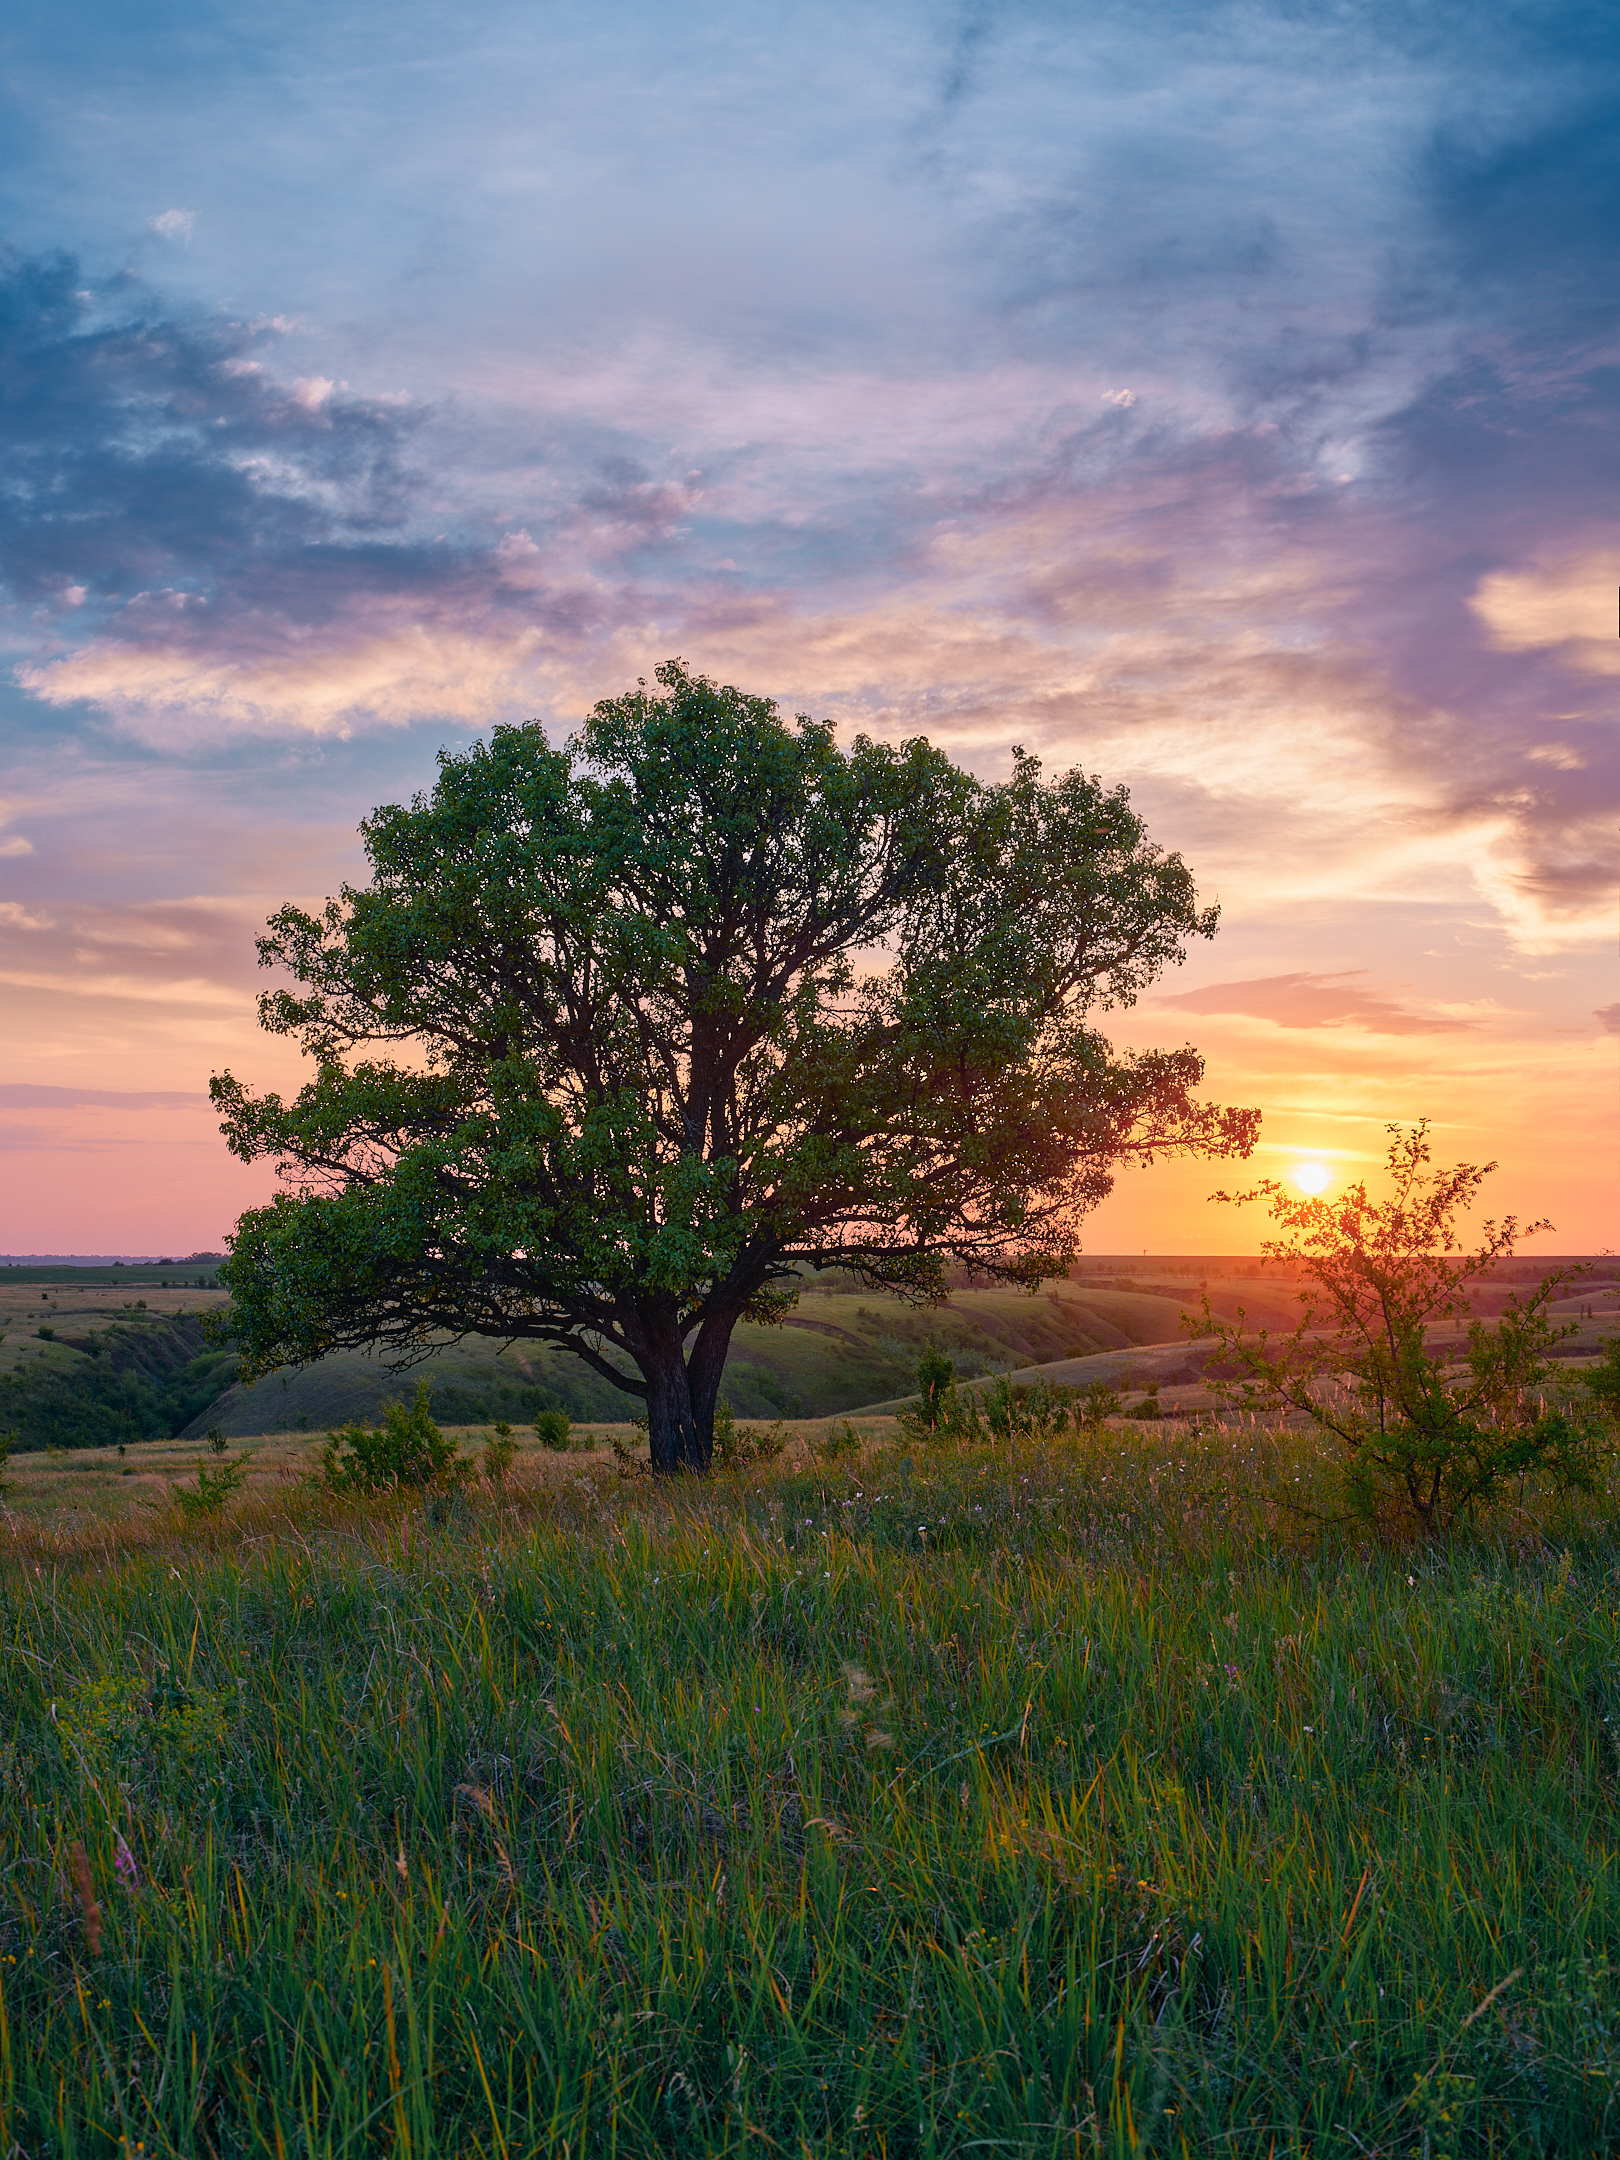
811, 1419, 862, 1465
170, 1451, 254, 1522
900, 1357, 1081, 1448
1204, 1121, 1611, 1537
1583, 1336, 1620, 1421
984, 1374, 1073, 1442
713, 1402, 788, 1469
1077, 1378, 1122, 1426
533, 1409, 571, 1451
483, 1422, 518, 1481
317, 1382, 463, 1495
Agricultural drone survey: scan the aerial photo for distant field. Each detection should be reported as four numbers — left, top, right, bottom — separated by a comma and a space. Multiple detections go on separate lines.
0, 1415, 880, 1534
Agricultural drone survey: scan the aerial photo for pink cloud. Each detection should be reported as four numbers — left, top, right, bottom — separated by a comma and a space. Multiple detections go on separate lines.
1153, 972, 1474, 1036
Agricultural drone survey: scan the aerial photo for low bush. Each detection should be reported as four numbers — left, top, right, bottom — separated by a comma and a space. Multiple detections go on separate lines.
810, 1418, 861, 1465
713, 1402, 788, 1469
170, 1451, 254, 1522
1202, 1122, 1613, 1536
533, 1409, 571, 1451
316, 1381, 464, 1495
898, 1354, 1084, 1448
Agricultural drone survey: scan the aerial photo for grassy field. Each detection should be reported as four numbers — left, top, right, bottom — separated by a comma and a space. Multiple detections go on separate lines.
5, 1407, 1620, 2156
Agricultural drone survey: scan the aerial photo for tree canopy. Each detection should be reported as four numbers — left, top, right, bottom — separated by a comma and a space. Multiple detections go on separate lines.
213, 660, 1256, 1470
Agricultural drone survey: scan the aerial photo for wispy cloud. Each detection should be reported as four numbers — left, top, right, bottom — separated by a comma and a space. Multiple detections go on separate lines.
1154, 973, 1475, 1037
0, 1084, 209, 1109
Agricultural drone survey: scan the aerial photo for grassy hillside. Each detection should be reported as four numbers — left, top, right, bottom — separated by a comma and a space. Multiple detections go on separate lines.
191, 1280, 1219, 1436
0, 1283, 237, 1452
4, 1429, 1620, 2154
9, 1261, 1614, 1451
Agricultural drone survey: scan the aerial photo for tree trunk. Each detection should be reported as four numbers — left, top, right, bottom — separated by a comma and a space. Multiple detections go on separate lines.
638, 1304, 746, 1475
640, 1317, 705, 1474
685, 1306, 743, 1465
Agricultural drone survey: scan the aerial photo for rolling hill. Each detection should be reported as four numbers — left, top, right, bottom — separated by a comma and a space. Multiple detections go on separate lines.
7, 1260, 1608, 1447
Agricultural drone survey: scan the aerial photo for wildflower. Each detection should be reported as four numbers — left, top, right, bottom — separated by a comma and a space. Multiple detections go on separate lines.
71, 1841, 102, 1955
113, 1833, 138, 1889
1225, 1663, 1240, 1680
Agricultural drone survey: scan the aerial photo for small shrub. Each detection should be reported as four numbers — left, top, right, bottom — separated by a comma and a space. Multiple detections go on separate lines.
36, 1326, 53, 1341
714, 1403, 789, 1470
206, 1425, 228, 1456
916, 1348, 956, 1428
171, 1452, 253, 1522
985, 1375, 1072, 1443
533, 1409, 571, 1452
1583, 1337, 1620, 1422
901, 1361, 1080, 1448
1124, 1383, 1163, 1422
1202, 1120, 1611, 1537
318, 1382, 464, 1495
483, 1423, 518, 1482
897, 1350, 976, 1445
1077, 1379, 1122, 1426
812, 1419, 862, 1465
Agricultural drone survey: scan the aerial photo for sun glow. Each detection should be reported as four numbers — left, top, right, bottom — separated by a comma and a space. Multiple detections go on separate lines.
1293, 1161, 1332, 1195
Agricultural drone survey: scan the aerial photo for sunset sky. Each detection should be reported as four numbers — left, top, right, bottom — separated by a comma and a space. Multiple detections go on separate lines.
1, 0, 1616, 1256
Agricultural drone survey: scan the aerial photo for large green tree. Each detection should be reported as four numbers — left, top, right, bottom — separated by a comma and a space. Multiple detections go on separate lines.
213, 661, 1256, 1471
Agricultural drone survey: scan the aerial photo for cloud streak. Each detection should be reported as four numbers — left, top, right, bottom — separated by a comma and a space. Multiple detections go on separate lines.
1153, 973, 1475, 1037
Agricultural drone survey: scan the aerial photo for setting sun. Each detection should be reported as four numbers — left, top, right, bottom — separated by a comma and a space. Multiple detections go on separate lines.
1293, 1161, 1332, 1194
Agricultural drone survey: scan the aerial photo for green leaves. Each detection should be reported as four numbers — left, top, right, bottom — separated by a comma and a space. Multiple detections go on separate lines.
1202, 1122, 1605, 1536
213, 660, 1253, 1471
317, 1382, 463, 1495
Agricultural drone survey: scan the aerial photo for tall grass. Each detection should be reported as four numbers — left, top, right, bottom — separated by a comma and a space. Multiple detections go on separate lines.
3, 1425, 1619, 2155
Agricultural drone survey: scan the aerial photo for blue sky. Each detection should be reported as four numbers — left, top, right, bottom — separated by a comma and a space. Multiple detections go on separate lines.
1, 0, 1616, 1250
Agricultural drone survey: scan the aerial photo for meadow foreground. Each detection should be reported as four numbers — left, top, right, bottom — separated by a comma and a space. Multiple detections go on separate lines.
3, 1425, 1618, 2157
